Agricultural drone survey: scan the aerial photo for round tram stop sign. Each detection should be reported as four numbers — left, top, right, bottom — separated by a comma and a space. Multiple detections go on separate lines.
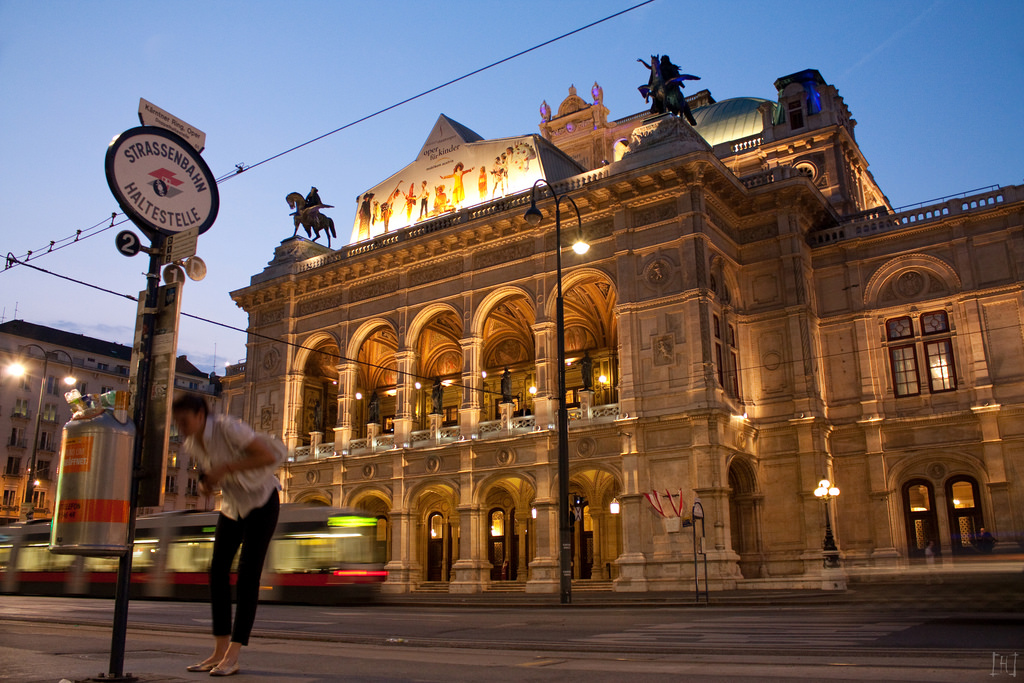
105, 126, 219, 240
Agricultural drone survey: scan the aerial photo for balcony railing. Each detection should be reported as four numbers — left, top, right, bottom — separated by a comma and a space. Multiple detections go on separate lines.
810, 185, 1014, 246
288, 403, 620, 462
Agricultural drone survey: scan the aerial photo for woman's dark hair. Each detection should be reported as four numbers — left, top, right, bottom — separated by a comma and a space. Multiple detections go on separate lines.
171, 394, 209, 416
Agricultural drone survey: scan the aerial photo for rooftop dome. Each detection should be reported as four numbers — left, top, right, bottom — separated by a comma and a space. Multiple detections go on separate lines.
691, 97, 774, 147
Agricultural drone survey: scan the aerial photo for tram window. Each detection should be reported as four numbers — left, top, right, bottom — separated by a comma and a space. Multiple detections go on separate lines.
273, 529, 377, 572
950, 481, 975, 508
83, 556, 120, 573
17, 544, 76, 572
0, 544, 11, 571
132, 539, 159, 570
166, 540, 216, 573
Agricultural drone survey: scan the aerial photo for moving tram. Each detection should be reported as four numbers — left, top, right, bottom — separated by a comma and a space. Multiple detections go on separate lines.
0, 505, 387, 604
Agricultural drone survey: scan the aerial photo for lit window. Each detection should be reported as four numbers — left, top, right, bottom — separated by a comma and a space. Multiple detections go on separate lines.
925, 339, 956, 392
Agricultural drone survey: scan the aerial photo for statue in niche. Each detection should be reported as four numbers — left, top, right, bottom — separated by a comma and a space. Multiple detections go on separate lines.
580, 351, 593, 391
637, 54, 700, 125
431, 377, 444, 415
367, 391, 380, 425
287, 186, 337, 248
501, 367, 512, 404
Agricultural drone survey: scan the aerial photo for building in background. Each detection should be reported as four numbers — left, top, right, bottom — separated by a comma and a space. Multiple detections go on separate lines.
229, 68, 1024, 593
1, 320, 225, 523
0, 320, 131, 525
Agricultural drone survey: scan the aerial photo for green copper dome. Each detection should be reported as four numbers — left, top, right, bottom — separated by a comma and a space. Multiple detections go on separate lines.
691, 97, 774, 148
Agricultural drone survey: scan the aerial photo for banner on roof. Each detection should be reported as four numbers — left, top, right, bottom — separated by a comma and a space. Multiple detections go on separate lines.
350, 115, 545, 244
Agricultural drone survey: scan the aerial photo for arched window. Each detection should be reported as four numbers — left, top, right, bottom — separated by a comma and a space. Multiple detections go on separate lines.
946, 476, 983, 555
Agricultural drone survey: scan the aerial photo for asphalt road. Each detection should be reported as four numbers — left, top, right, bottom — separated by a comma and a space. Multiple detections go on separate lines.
0, 594, 1021, 682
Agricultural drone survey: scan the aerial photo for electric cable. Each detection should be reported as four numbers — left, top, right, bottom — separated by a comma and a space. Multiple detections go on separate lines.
1, 0, 658, 270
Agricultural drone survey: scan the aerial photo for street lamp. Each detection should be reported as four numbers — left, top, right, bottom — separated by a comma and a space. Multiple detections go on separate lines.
524, 178, 589, 604
6, 344, 76, 521
813, 478, 840, 568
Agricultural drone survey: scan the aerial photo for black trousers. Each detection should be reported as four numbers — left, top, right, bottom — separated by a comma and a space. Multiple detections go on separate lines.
209, 490, 280, 646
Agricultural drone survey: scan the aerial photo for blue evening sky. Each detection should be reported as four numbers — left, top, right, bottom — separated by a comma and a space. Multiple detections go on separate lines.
1, 0, 1021, 372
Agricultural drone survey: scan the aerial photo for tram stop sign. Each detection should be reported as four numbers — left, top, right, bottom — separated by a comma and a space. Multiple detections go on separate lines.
105, 125, 219, 242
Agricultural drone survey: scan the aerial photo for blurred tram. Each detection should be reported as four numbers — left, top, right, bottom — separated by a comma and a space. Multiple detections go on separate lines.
0, 505, 387, 604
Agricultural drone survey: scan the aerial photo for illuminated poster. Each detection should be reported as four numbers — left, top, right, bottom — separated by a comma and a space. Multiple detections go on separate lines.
350, 115, 547, 244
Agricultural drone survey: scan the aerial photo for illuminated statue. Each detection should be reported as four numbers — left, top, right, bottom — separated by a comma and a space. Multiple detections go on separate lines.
638, 54, 700, 125
287, 190, 337, 248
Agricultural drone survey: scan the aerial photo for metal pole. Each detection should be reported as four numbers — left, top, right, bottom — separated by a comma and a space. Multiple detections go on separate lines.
555, 199, 572, 606
107, 238, 162, 680
21, 352, 48, 522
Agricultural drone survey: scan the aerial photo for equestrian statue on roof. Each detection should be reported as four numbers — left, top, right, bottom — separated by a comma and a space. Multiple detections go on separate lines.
287, 186, 337, 249
638, 54, 700, 125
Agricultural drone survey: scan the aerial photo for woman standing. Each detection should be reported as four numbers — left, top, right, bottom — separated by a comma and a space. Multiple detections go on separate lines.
172, 395, 283, 677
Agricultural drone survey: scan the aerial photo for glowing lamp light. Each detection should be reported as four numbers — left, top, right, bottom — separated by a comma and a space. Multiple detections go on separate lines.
355, 392, 363, 400
528, 386, 537, 395
481, 370, 487, 378
609, 498, 620, 515
814, 479, 840, 499
414, 381, 422, 389
531, 507, 537, 519
598, 374, 608, 384
572, 240, 590, 255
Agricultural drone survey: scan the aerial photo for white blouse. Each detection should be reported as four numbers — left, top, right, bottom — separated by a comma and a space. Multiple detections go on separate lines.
185, 414, 282, 520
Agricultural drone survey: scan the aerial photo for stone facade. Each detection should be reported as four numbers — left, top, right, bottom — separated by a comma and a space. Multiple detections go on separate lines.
230, 69, 1024, 593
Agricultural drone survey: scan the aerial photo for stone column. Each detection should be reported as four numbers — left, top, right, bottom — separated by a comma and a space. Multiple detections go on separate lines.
613, 492, 648, 591
450, 504, 487, 593
459, 336, 482, 439
382, 510, 418, 593
579, 389, 594, 421
336, 361, 359, 452
526, 501, 558, 593
393, 350, 417, 448
532, 321, 557, 430
515, 508, 530, 580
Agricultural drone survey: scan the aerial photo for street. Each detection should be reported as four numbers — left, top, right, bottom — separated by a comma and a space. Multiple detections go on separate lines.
0, 589, 1021, 682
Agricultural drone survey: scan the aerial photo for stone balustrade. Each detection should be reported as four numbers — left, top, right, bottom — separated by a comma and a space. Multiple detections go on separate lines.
287, 403, 620, 461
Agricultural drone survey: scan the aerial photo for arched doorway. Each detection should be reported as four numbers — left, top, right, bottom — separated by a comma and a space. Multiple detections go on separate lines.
487, 507, 518, 581
903, 479, 939, 559
728, 459, 762, 578
946, 476, 983, 555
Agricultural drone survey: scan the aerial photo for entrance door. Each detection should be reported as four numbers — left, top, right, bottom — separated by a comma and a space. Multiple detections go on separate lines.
427, 513, 445, 581
903, 479, 938, 559
488, 509, 506, 580
946, 477, 983, 555
570, 502, 594, 579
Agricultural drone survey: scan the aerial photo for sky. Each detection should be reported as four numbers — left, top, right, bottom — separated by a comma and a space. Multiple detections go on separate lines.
1, 0, 1021, 374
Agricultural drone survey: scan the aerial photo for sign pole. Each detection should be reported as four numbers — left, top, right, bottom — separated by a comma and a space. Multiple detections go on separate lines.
105, 236, 162, 681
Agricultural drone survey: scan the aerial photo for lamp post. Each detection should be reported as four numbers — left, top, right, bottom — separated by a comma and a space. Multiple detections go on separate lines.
524, 178, 589, 604
5, 344, 76, 521
813, 478, 840, 568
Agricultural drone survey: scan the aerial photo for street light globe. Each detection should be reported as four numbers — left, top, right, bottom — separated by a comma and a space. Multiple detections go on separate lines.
829, 486, 840, 497
572, 240, 590, 255
6, 362, 27, 377
818, 479, 830, 489
63, 374, 77, 386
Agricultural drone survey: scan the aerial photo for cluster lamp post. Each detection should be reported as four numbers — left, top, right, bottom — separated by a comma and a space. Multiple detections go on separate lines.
524, 178, 589, 604
814, 478, 840, 568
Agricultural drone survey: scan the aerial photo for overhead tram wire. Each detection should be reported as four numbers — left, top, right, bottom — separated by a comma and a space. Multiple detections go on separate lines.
6, 252, 994, 406
1, 0, 658, 269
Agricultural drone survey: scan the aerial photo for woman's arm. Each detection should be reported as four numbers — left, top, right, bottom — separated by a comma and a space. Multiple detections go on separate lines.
202, 436, 277, 490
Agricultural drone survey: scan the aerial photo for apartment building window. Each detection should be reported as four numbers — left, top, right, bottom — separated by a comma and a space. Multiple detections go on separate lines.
9, 427, 25, 448
42, 403, 58, 422
886, 311, 957, 397
39, 431, 56, 452
45, 375, 60, 395
2, 489, 17, 507
36, 459, 51, 480
186, 478, 199, 496
5, 457, 21, 476
165, 475, 178, 494
32, 489, 45, 509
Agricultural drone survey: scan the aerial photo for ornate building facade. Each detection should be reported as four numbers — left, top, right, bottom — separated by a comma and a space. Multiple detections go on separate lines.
230, 68, 1024, 592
